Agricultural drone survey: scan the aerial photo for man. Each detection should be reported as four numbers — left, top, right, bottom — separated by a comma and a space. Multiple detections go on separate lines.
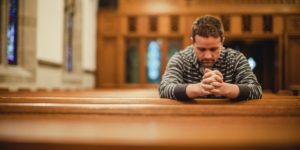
159, 15, 262, 100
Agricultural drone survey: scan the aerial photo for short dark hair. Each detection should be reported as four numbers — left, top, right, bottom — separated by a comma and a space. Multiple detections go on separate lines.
191, 15, 224, 42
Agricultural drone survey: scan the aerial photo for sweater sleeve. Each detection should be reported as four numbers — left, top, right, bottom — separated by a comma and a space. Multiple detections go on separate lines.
234, 53, 263, 100
159, 53, 190, 100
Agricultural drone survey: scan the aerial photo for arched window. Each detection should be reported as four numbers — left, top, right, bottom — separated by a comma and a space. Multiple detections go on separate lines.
167, 39, 181, 61
147, 40, 160, 83
65, 0, 75, 72
126, 39, 139, 83
7, 0, 18, 65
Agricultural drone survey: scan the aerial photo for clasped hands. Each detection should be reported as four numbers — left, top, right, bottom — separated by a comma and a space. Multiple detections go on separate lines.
187, 68, 234, 98
198, 68, 226, 96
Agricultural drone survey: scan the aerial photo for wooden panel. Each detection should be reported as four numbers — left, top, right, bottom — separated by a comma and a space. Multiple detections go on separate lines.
119, 0, 300, 15
98, 11, 118, 36
158, 15, 169, 34
287, 36, 300, 87
286, 15, 300, 34
230, 15, 242, 35
117, 36, 125, 86
139, 39, 147, 84
179, 15, 185, 34
252, 15, 263, 34
98, 37, 117, 88
273, 15, 283, 34
138, 16, 148, 35
120, 16, 127, 35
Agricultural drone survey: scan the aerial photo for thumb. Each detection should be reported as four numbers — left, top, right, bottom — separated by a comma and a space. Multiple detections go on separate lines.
204, 68, 211, 73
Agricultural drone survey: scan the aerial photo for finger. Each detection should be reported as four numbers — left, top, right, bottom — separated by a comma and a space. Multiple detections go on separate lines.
211, 81, 222, 88
203, 70, 219, 79
201, 83, 215, 91
202, 77, 214, 84
204, 68, 211, 73
203, 71, 214, 79
203, 76, 222, 84
203, 70, 223, 79
201, 89, 211, 95
210, 89, 221, 95
213, 70, 223, 79
214, 75, 223, 83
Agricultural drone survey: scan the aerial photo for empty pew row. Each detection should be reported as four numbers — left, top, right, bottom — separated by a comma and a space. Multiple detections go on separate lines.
0, 89, 161, 98
0, 89, 299, 99
0, 90, 299, 116
0, 114, 299, 149
0, 102, 299, 116
0, 96, 299, 105
0, 89, 300, 149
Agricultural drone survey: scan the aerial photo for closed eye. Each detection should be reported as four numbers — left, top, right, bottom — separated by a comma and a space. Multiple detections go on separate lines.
209, 47, 219, 52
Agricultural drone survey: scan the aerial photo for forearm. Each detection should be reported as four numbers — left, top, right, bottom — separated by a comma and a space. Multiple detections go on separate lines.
235, 84, 262, 100
222, 83, 239, 99
186, 84, 199, 98
186, 83, 211, 98
159, 82, 189, 100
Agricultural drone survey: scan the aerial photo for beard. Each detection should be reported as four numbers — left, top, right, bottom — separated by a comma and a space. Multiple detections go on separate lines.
201, 59, 215, 68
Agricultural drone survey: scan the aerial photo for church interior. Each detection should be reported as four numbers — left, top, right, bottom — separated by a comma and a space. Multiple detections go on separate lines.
0, 0, 300, 149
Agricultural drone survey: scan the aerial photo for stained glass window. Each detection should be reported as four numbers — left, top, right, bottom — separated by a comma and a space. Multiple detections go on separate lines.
147, 40, 161, 83
65, 2, 74, 72
248, 57, 256, 70
168, 39, 181, 61
126, 39, 139, 83
0, 1, 2, 64
7, 0, 18, 65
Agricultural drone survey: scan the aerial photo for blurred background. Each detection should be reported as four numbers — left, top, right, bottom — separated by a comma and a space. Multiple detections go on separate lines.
0, 0, 299, 94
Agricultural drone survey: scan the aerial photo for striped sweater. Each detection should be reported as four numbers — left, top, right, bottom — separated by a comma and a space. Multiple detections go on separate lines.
159, 45, 262, 100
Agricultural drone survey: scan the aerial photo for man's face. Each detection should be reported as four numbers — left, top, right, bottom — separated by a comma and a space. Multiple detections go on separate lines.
193, 35, 223, 69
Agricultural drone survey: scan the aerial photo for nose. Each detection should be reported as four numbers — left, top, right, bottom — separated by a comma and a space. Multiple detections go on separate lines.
203, 51, 212, 59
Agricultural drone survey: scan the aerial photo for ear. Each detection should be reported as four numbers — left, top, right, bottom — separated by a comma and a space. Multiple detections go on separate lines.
221, 37, 225, 44
190, 37, 194, 43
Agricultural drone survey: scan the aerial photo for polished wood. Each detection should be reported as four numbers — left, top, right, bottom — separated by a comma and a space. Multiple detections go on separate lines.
0, 89, 299, 149
0, 114, 299, 150
0, 102, 299, 116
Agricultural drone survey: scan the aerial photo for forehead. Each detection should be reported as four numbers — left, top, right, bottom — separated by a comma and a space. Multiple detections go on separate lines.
194, 35, 222, 46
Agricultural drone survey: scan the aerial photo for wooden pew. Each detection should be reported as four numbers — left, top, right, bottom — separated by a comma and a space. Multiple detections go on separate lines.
0, 114, 299, 150
290, 85, 300, 96
0, 89, 299, 150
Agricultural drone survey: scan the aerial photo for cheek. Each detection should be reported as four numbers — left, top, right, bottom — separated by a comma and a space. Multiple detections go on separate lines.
213, 51, 221, 58
195, 51, 204, 58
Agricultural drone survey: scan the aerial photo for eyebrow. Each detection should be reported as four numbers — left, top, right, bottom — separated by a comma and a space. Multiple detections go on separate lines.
197, 47, 219, 50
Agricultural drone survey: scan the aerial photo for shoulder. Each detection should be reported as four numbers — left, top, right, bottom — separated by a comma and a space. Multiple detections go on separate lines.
177, 45, 193, 59
169, 45, 193, 60
167, 45, 193, 67
222, 47, 246, 61
223, 47, 242, 56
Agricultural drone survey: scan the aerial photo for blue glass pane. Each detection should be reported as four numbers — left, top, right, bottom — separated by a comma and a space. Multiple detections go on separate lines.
147, 40, 160, 83
248, 57, 256, 70
7, 0, 18, 65
126, 39, 139, 83
66, 12, 73, 72
168, 39, 181, 61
